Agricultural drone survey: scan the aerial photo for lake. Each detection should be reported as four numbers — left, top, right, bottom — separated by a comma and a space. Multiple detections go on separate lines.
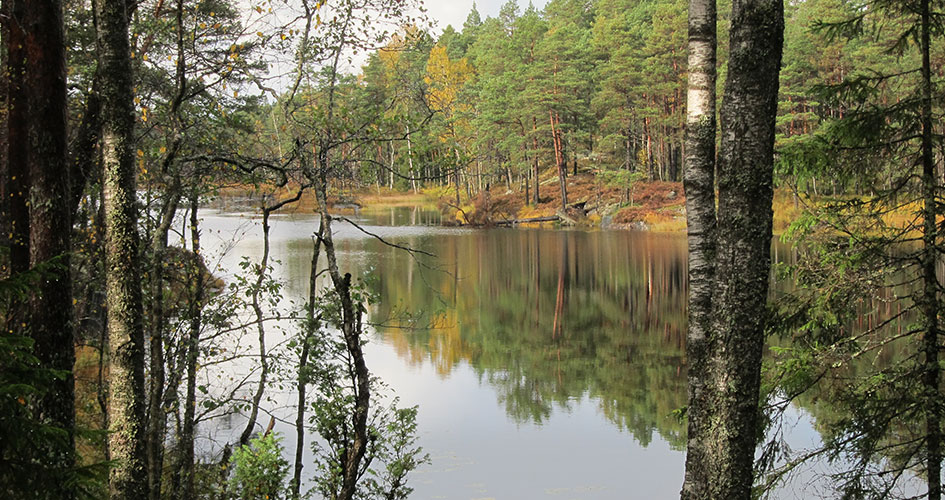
196, 205, 829, 500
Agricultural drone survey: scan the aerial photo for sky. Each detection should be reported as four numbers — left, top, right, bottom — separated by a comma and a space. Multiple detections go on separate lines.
423, 0, 551, 34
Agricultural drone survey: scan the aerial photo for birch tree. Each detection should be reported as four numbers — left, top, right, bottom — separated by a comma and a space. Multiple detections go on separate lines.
682, 0, 784, 497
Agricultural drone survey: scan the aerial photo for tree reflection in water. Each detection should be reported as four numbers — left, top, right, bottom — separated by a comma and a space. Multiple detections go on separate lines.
369, 229, 690, 449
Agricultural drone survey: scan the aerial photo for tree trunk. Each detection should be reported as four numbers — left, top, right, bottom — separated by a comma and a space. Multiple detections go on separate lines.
388, 143, 394, 190
454, 148, 462, 206
700, 0, 783, 497
147, 10, 187, 489
239, 193, 295, 448
680, 0, 717, 494
407, 125, 414, 194
0, 0, 7, 268
293, 219, 325, 500
550, 110, 568, 210
919, 0, 941, 496
4, 0, 29, 279
177, 194, 202, 500
625, 132, 634, 171
16, 1, 77, 498
68, 76, 102, 215
98, 0, 149, 496
146, 182, 181, 500
314, 162, 370, 500
533, 119, 541, 205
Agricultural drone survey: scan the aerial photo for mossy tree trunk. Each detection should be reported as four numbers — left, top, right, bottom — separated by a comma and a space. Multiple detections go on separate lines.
97, 0, 149, 496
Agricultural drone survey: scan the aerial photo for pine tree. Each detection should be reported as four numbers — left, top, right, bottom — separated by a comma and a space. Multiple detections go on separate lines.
763, 0, 945, 496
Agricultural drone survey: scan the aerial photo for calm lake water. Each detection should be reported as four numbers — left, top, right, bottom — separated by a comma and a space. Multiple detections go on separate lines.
197, 205, 831, 499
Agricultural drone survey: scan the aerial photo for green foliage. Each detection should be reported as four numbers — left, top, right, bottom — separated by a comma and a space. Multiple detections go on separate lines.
229, 433, 289, 500
303, 281, 428, 500
761, 0, 945, 494
596, 168, 647, 204
0, 332, 75, 498
362, 405, 428, 500
0, 262, 106, 499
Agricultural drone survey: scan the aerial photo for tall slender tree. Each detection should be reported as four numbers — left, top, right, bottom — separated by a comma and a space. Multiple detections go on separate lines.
96, 0, 148, 496
680, 0, 717, 494
12, 1, 78, 498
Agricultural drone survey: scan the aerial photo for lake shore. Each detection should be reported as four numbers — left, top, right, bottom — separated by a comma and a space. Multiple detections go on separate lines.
214, 177, 810, 233
355, 176, 809, 233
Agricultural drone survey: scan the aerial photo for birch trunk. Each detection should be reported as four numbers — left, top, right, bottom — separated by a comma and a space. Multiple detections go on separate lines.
704, 0, 783, 497
680, 0, 717, 495
406, 123, 417, 193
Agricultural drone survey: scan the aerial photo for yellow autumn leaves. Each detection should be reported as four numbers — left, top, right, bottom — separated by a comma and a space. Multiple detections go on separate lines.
424, 44, 472, 115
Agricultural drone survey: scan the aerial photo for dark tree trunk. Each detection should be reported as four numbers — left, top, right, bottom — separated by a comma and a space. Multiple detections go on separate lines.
147, 0, 187, 488
293, 219, 325, 499
15, 1, 77, 498
238, 208, 272, 448
146, 183, 181, 500
701, 0, 783, 497
314, 163, 370, 500
177, 194, 202, 500
533, 118, 541, 205
239, 188, 304, 450
919, 0, 942, 496
68, 77, 101, 215
5, 0, 30, 278
0, 0, 7, 265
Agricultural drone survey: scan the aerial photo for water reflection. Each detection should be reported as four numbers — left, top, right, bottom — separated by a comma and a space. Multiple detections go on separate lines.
369, 228, 690, 448
204, 205, 924, 498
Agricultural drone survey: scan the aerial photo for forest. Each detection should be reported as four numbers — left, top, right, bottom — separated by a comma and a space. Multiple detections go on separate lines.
0, 0, 943, 498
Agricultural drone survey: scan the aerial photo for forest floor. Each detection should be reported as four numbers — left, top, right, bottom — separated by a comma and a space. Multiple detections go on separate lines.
427, 173, 689, 231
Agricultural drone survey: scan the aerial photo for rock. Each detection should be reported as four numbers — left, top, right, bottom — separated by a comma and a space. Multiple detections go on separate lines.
555, 209, 578, 226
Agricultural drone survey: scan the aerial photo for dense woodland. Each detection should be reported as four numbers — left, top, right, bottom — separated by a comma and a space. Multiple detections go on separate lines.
1, 0, 944, 498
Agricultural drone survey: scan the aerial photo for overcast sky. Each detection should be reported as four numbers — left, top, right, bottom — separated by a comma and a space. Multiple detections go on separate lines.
423, 0, 551, 34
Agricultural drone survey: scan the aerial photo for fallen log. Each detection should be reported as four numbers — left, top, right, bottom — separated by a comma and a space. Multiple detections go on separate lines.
495, 215, 561, 226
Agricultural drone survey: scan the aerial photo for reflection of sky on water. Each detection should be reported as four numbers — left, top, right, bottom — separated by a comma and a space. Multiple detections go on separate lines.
191, 205, 916, 499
